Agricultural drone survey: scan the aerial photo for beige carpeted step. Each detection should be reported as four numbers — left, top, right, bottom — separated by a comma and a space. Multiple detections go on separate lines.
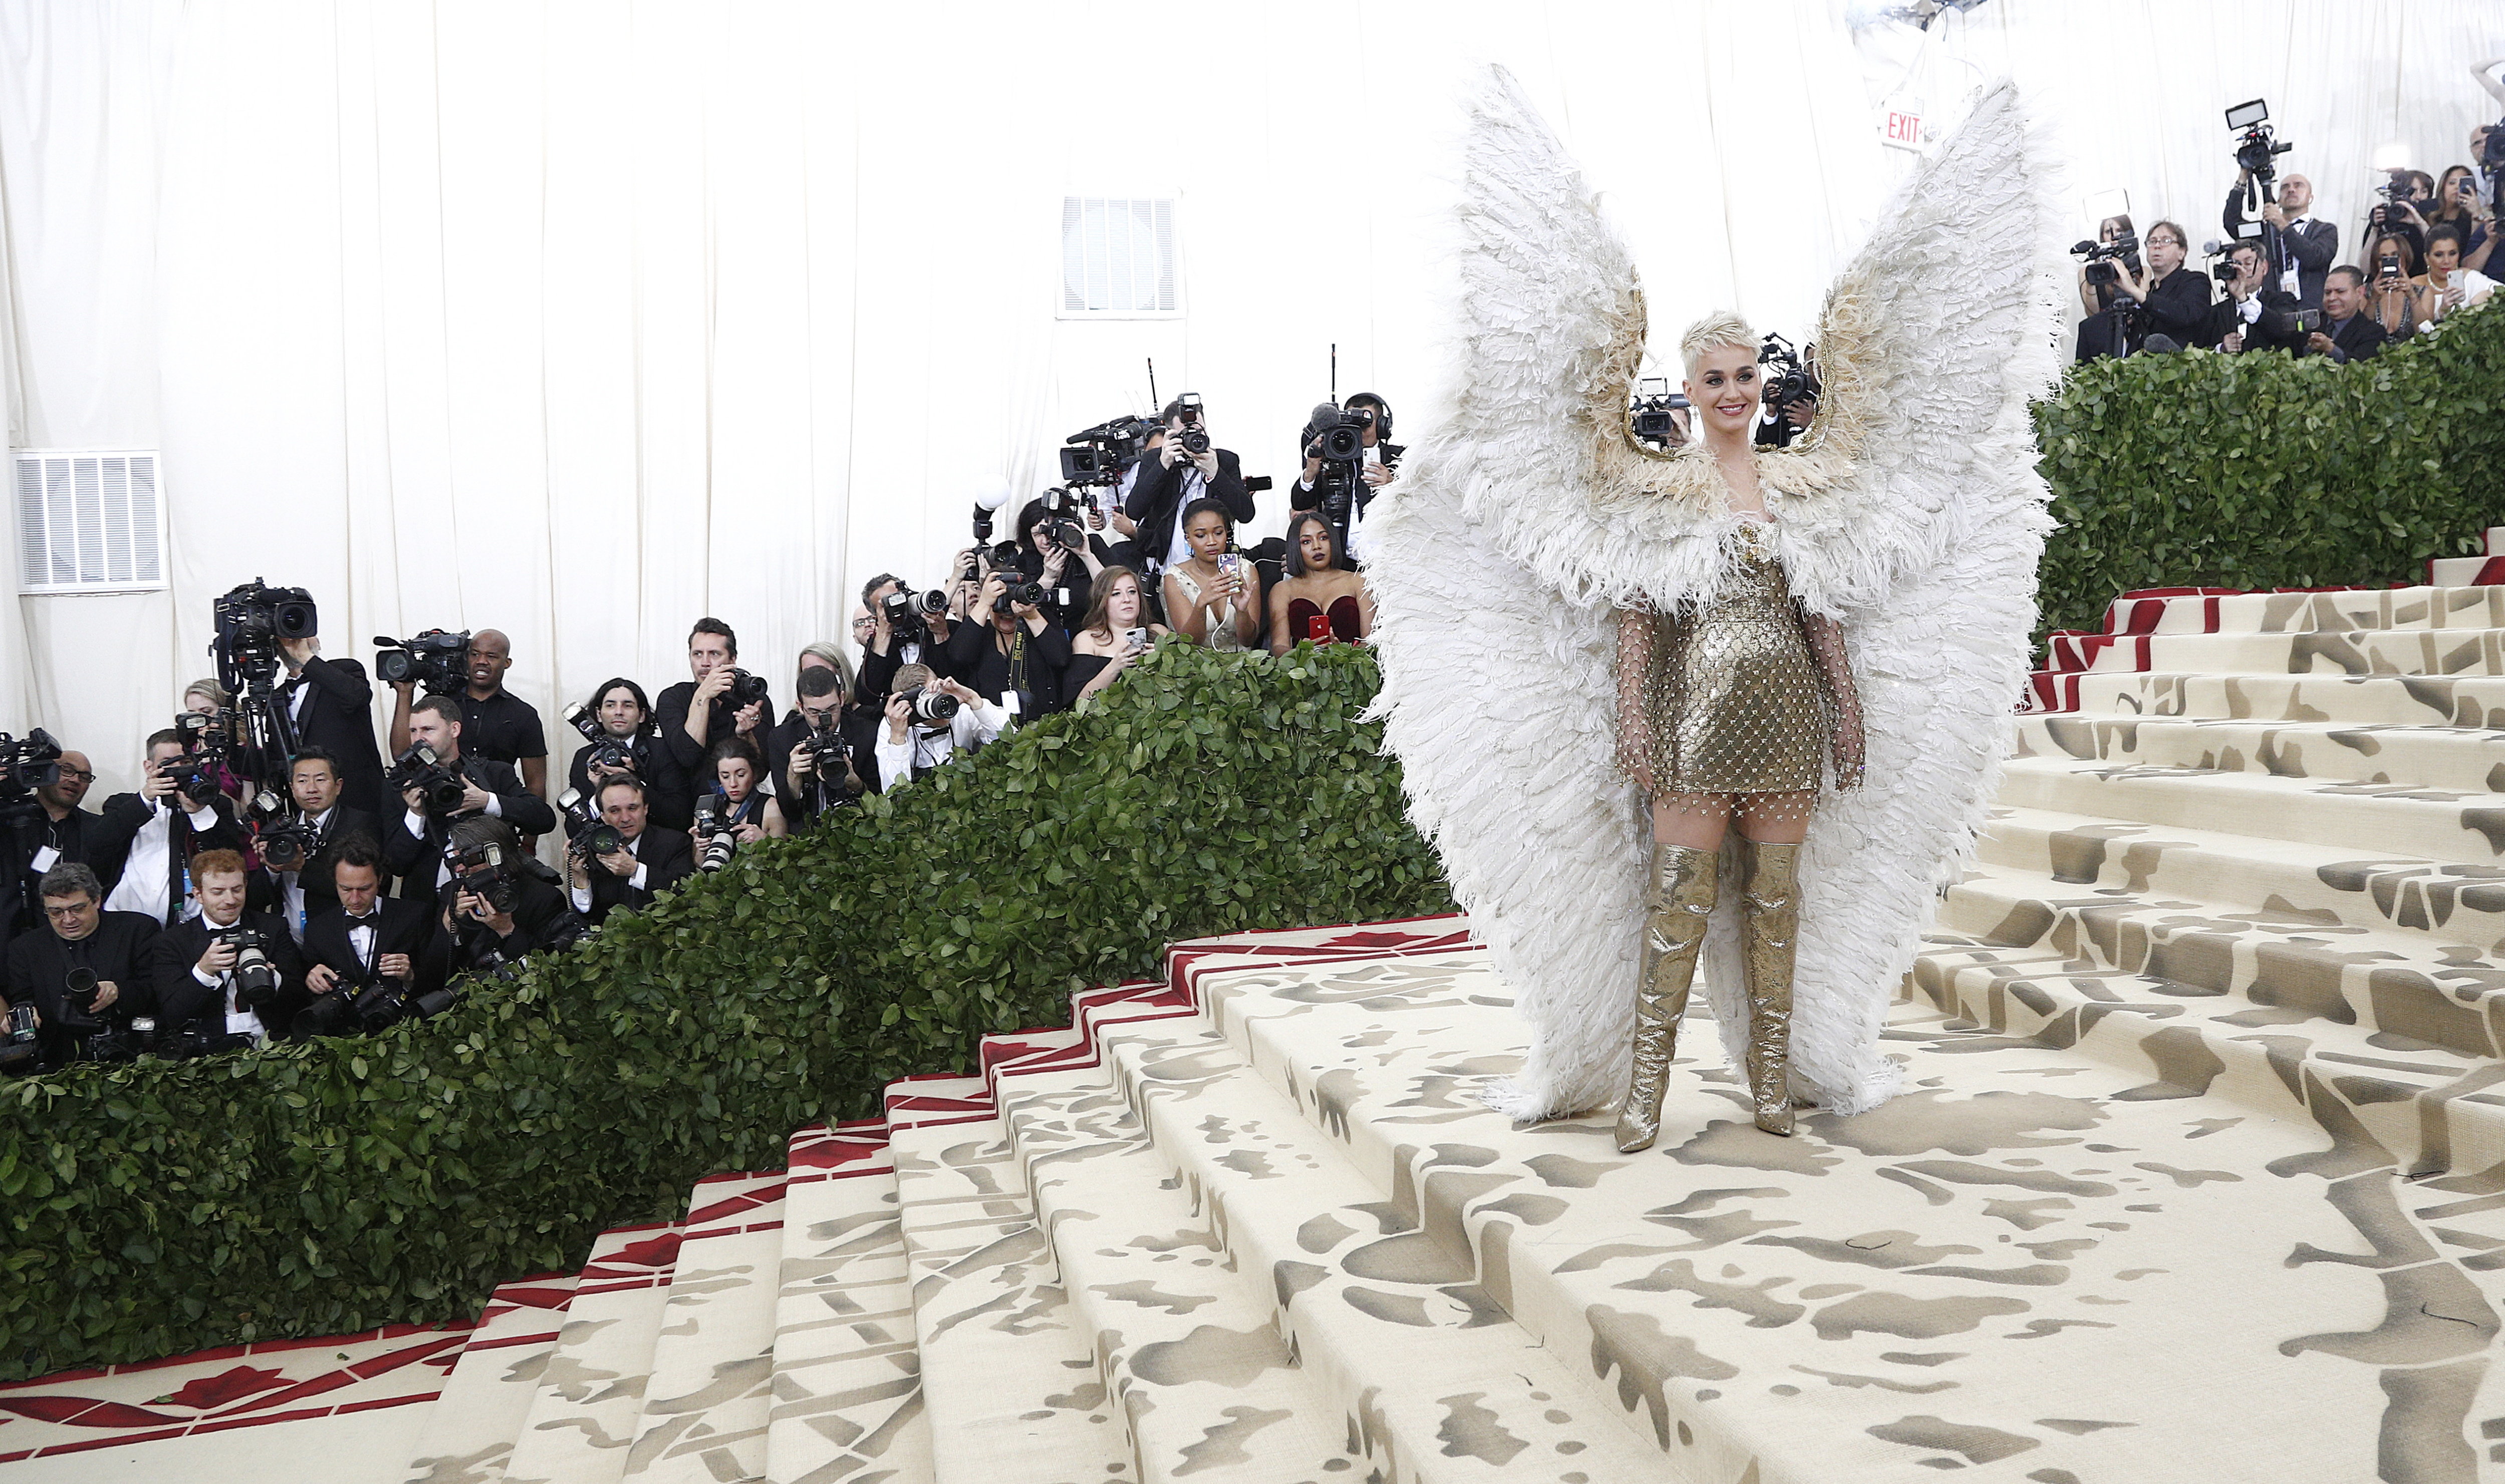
2052, 671, 2505, 729
1976, 802, 2505, 956
501, 1222, 684, 1484
1084, 1008, 1669, 1481
887, 1094, 1132, 1484
1997, 755, 2505, 861
2073, 625, 2505, 679
399, 1272, 579, 1484
623, 1173, 786, 1484
990, 1046, 1354, 1481
1177, 946, 2505, 1484
2016, 712, 2505, 794
763, 1124, 928, 1484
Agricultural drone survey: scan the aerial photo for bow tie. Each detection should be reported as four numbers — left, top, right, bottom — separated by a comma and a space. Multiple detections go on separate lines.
346, 914, 379, 927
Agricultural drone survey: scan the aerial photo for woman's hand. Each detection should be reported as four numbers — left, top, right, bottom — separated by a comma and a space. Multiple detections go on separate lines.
1834, 711, 1867, 789
732, 821, 765, 844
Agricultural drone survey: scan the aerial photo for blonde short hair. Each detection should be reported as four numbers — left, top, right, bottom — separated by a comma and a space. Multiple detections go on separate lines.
1679, 310, 1758, 377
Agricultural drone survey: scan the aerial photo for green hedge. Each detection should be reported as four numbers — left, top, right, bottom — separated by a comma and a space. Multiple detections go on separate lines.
0, 644, 1452, 1381
2034, 298, 2505, 637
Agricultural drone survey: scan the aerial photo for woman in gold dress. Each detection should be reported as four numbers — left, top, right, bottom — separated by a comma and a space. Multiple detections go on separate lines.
1613, 312, 1866, 1149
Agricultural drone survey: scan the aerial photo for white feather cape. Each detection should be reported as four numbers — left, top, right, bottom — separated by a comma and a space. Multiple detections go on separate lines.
1366, 68, 2067, 1121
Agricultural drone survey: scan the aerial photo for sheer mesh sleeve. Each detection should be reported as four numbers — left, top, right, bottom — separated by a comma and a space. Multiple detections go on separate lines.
1801, 609, 1866, 788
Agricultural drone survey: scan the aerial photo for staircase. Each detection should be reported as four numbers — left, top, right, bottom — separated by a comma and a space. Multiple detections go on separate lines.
12, 578, 2505, 1483
2429, 525, 2505, 589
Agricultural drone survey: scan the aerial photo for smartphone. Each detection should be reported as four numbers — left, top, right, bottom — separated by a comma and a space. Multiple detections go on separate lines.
1217, 553, 1240, 582
1307, 614, 1333, 645
1123, 627, 1148, 654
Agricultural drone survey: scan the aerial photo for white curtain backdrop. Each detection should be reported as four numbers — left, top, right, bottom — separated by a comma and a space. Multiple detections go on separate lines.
0, 0, 2495, 798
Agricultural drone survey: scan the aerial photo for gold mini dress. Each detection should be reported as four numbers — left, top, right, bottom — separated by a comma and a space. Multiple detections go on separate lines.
1640, 521, 1834, 816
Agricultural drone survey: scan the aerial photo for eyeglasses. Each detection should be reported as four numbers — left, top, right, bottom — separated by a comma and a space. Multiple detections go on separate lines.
42, 902, 92, 919
54, 769, 94, 783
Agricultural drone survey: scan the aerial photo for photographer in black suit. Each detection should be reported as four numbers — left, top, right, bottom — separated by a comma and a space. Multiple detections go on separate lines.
655, 619, 773, 781
301, 838, 447, 1033
773, 666, 877, 822
257, 748, 381, 938
4, 863, 160, 1069
1289, 392, 1402, 543
382, 696, 558, 896
436, 815, 581, 973
2301, 267, 2389, 364
2225, 169, 2336, 309
568, 677, 694, 830
1124, 396, 1256, 582
2211, 241, 2305, 353
1, 748, 101, 959
2109, 222, 2215, 353
94, 730, 242, 927
151, 849, 306, 1048
274, 631, 388, 815
566, 776, 694, 928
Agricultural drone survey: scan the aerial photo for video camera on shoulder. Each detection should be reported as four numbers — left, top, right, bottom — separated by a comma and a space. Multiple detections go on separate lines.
1629, 378, 1690, 449
2071, 228, 2142, 286
1758, 333, 1819, 411
373, 629, 470, 695
387, 742, 468, 816
0, 728, 63, 826
1058, 414, 1153, 487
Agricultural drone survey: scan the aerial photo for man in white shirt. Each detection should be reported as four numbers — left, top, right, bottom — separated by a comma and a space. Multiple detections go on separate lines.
96, 730, 237, 927
874, 668, 1006, 789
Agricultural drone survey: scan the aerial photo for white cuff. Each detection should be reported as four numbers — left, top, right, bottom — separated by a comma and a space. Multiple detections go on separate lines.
403, 809, 427, 836
570, 885, 592, 913
192, 965, 220, 988
482, 794, 504, 818
182, 802, 218, 830
629, 863, 649, 890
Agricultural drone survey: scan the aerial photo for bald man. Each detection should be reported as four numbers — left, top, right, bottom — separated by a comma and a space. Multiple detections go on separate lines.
2225, 168, 2337, 309
387, 628, 549, 804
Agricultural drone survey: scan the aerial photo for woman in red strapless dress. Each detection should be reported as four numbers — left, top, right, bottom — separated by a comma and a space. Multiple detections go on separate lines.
1267, 511, 1373, 655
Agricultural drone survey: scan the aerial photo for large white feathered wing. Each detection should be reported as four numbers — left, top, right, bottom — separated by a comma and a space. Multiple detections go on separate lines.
1364, 69, 1648, 1121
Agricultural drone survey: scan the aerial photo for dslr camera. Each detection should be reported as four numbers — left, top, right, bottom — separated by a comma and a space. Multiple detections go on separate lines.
247, 789, 323, 873
211, 579, 319, 690
449, 837, 523, 914
387, 742, 469, 815
718, 668, 771, 711
211, 926, 284, 1015
879, 588, 947, 648
1036, 486, 1090, 552
56, 968, 144, 1064
296, 969, 456, 1038
374, 629, 471, 695
897, 684, 960, 727
559, 787, 626, 860
1171, 392, 1211, 455
991, 573, 1046, 616
693, 797, 739, 873
563, 701, 640, 776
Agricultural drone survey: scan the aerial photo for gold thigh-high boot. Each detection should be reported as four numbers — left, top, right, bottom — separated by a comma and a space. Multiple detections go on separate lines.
1615, 844, 1719, 1153
1735, 838, 1802, 1136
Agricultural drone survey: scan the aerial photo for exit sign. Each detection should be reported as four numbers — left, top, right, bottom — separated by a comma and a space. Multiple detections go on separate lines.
1880, 108, 1924, 150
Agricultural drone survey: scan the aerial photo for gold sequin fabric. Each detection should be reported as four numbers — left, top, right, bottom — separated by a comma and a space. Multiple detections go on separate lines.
1641, 524, 1833, 817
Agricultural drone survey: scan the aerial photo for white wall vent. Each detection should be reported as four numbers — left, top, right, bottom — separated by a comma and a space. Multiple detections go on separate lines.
13, 450, 167, 593
1060, 196, 1179, 317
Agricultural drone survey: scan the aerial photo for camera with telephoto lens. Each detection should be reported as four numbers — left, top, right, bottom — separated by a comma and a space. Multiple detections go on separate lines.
2225, 98, 2292, 184
387, 742, 469, 815
564, 702, 640, 776
897, 685, 960, 726
0, 1003, 40, 1074
1172, 393, 1211, 455
211, 579, 319, 689
801, 719, 862, 803
209, 926, 282, 1014
878, 588, 928, 649
373, 629, 470, 695
0, 727, 63, 827
1038, 487, 1090, 551
157, 752, 224, 809
57, 968, 144, 1064
253, 799, 322, 873
297, 970, 457, 1038
559, 787, 625, 860
449, 838, 522, 914
694, 799, 739, 873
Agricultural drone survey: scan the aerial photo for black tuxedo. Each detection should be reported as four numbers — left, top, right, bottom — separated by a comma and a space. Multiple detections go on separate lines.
149, 911, 308, 1041
381, 754, 558, 894
765, 711, 878, 824
90, 792, 242, 927
2222, 186, 2337, 308
283, 656, 389, 814
2210, 288, 2306, 353
5, 911, 161, 1068
0, 804, 104, 964
249, 803, 384, 930
576, 825, 695, 926
1124, 448, 1256, 576
438, 872, 582, 972
301, 896, 449, 1022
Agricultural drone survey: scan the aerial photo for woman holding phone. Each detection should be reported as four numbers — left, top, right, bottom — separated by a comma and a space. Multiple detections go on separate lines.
1065, 566, 1170, 707
1267, 510, 1372, 655
1161, 498, 1262, 651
